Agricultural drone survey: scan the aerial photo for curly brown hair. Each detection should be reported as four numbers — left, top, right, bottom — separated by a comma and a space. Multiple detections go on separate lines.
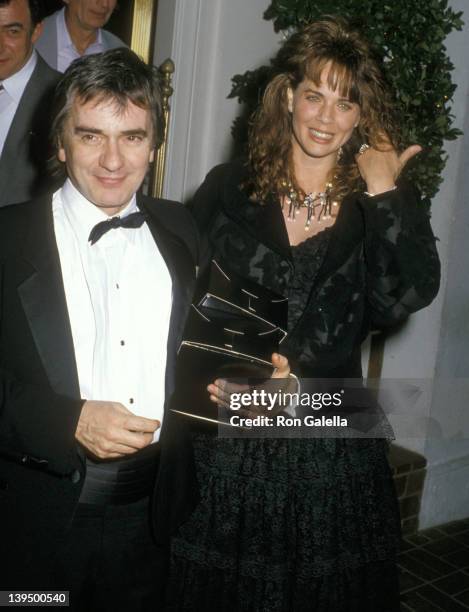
247, 16, 400, 204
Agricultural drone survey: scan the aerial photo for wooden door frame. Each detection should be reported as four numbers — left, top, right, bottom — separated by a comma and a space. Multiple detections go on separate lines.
129, 0, 157, 63
129, 1, 173, 198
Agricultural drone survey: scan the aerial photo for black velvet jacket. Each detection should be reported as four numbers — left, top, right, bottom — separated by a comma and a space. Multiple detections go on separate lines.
190, 160, 440, 378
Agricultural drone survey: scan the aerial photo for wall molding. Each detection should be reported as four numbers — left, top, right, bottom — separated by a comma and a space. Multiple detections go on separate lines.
154, 0, 222, 201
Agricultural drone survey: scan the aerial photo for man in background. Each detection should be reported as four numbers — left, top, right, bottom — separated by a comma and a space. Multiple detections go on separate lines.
0, 0, 60, 206
35, 0, 124, 72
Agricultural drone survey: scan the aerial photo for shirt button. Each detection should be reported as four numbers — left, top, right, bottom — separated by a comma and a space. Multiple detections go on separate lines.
129, 398, 134, 404
116, 283, 120, 289
120, 340, 125, 346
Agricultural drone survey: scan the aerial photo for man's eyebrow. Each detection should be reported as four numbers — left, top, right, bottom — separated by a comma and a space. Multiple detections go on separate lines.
121, 129, 149, 137
74, 127, 149, 136
74, 126, 103, 135
2, 22, 25, 29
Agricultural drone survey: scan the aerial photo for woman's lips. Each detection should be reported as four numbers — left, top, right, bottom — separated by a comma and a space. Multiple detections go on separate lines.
308, 128, 334, 144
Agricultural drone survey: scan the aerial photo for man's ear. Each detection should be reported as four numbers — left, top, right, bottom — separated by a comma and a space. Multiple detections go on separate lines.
58, 142, 66, 163
287, 87, 293, 114
149, 149, 155, 163
31, 21, 43, 45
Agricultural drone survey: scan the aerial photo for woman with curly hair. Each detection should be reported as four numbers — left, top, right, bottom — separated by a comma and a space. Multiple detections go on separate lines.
166, 16, 440, 612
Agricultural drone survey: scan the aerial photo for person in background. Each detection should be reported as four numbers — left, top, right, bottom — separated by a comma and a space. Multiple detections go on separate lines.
0, 48, 198, 611
166, 16, 440, 612
0, 0, 60, 206
35, 0, 124, 72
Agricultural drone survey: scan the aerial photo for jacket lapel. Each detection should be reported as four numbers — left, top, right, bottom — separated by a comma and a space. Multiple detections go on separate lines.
221, 166, 292, 262
310, 192, 366, 291
218, 164, 366, 301
0, 57, 59, 204
214, 172, 294, 296
0, 64, 37, 186
137, 195, 196, 401
17, 195, 80, 399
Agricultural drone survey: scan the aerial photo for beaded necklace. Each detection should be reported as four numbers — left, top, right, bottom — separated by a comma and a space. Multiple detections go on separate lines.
283, 182, 338, 230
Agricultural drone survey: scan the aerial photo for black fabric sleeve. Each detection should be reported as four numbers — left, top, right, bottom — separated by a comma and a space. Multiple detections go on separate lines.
0, 262, 84, 477
188, 164, 228, 273
358, 181, 441, 328
0, 370, 84, 476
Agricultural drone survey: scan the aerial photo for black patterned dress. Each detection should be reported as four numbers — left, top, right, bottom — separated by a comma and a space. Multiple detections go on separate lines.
165, 229, 402, 612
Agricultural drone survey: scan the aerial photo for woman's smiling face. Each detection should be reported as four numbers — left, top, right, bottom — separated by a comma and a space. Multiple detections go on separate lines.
287, 64, 361, 165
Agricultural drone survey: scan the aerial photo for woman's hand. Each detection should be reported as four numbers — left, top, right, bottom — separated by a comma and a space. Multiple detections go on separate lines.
356, 140, 422, 196
207, 353, 294, 415
270, 353, 291, 379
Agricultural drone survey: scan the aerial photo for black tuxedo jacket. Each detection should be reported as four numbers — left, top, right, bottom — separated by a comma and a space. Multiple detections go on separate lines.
0, 55, 60, 207
0, 191, 199, 587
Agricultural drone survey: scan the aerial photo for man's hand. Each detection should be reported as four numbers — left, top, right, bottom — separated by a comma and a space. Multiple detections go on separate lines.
207, 353, 296, 416
75, 401, 160, 460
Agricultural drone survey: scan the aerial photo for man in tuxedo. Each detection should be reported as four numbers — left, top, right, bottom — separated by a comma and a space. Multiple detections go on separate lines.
0, 0, 60, 206
35, 0, 124, 72
0, 48, 198, 609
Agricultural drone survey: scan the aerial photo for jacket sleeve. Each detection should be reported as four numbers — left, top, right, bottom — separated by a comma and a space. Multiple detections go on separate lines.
359, 181, 440, 328
0, 263, 84, 477
0, 370, 85, 476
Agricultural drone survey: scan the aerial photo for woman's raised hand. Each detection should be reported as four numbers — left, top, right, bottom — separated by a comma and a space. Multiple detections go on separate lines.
356, 139, 422, 196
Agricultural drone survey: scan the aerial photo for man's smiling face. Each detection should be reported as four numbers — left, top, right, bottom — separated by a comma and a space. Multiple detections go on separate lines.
0, 0, 42, 81
58, 96, 155, 216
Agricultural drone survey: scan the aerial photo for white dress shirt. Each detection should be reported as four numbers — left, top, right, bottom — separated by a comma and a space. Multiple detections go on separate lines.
0, 50, 37, 158
56, 7, 105, 72
53, 179, 173, 442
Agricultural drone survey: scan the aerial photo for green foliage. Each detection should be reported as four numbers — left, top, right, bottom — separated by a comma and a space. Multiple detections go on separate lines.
229, 0, 464, 199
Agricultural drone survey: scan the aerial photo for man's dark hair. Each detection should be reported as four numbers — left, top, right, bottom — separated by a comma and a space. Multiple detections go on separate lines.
50, 48, 166, 174
0, 0, 44, 25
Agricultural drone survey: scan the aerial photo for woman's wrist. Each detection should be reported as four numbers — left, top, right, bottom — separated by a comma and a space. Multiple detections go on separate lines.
364, 184, 397, 197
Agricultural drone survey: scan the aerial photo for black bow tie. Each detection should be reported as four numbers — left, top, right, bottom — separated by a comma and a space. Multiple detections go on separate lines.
88, 212, 146, 245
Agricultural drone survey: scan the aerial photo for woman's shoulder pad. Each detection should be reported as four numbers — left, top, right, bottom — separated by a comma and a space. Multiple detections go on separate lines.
204, 159, 250, 186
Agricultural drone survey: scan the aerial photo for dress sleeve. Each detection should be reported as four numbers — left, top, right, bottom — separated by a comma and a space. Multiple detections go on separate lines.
358, 181, 440, 328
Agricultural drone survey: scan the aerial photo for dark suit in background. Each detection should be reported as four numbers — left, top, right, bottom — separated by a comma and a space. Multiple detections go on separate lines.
0, 54, 60, 207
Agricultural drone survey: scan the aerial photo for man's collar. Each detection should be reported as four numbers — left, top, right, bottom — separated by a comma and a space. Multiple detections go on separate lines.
1, 50, 37, 102
58, 178, 137, 245
57, 7, 73, 52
